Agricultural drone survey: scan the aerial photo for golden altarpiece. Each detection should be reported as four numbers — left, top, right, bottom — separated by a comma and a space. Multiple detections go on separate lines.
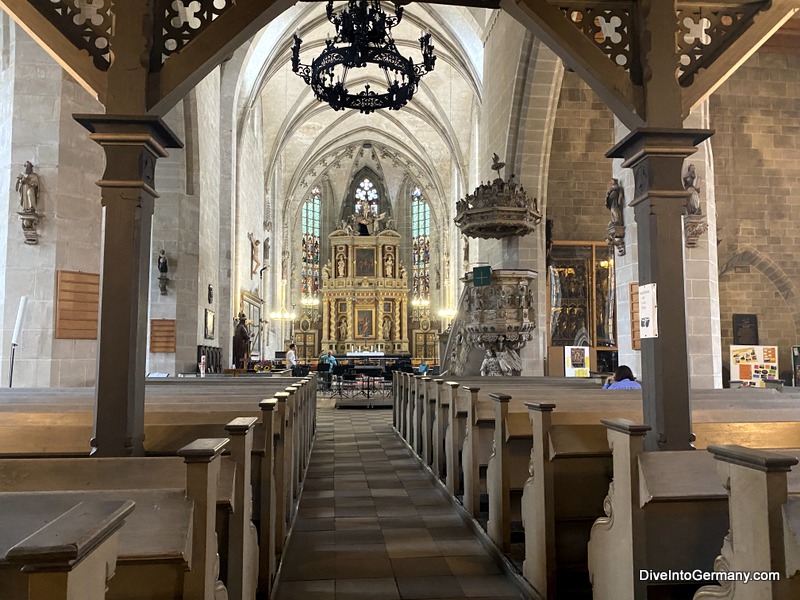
321, 225, 410, 354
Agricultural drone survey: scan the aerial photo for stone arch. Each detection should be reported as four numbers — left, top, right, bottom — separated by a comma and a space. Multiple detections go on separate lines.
719, 244, 800, 336
718, 245, 800, 380
340, 167, 390, 222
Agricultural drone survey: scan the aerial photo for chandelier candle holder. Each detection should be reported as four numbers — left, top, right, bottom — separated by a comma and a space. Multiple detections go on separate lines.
454, 153, 542, 239
291, 0, 436, 114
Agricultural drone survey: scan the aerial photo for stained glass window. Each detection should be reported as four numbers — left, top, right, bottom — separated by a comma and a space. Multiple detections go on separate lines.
301, 188, 321, 303
354, 178, 379, 215
411, 188, 430, 302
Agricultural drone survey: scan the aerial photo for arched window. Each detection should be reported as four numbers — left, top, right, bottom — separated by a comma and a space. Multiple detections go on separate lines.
411, 187, 430, 303
301, 188, 321, 304
355, 178, 379, 216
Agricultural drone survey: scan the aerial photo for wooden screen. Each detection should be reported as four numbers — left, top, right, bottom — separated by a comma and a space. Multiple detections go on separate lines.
630, 282, 641, 350
150, 319, 177, 353
55, 271, 100, 339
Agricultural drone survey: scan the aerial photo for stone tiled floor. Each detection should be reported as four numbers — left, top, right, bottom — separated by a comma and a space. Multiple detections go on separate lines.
273, 406, 524, 600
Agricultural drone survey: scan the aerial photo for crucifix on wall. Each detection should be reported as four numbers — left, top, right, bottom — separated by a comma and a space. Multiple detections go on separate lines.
247, 232, 261, 278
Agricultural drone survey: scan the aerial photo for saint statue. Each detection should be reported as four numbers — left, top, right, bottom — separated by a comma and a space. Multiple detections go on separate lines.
683, 164, 701, 215
157, 249, 168, 274
605, 178, 623, 226
337, 255, 346, 277
382, 316, 392, 340
16, 161, 39, 213
480, 349, 502, 376
385, 253, 394, 278
232, 313, 251, 369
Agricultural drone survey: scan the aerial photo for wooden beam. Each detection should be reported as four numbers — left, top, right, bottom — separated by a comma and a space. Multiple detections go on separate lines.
0, 0, 106, 104
501, 0, 644, 130
682, 0, 800, 117
148, 0, 296, 116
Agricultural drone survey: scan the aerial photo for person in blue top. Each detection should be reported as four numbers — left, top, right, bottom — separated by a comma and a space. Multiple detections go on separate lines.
418, 360, 429, 375
603, 365, 642, 390
325, 350, 337, 391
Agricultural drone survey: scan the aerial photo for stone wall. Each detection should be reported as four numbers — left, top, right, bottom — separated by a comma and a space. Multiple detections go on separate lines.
711, 51, 800, 376
546, 71, 614, 242
0, 25, 104, 387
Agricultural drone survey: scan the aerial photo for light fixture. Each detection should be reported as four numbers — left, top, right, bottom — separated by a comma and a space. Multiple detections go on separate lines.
271, 281, 296, 321
411, 297, 430, 307
301, 297, 320, 306
291, 0, 436, 114
438, 308, 456, 318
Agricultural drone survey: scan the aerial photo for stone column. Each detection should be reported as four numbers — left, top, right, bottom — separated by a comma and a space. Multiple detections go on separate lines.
346, 298, 354, 341
75, 114, 182, 457
607, 128, 712, 451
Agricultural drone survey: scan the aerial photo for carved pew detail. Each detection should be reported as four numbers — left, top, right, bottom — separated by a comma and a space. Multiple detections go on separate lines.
5, 500, 135, 600
694, 445, 800, 600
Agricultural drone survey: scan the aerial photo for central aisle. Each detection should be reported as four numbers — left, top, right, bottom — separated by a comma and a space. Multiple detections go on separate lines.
273, 404, 525, 600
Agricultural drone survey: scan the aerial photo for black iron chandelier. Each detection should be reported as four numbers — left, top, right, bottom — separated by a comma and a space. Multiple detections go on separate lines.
291, 0, 436, 114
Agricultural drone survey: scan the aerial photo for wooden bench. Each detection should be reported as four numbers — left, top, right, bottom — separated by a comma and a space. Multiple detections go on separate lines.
588, 419, 800, 600
0, 438, 229, 600
2, 499, 134, 600
694, 445, 800, 600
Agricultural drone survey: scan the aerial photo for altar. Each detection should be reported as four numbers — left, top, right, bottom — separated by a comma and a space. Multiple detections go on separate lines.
321, 222, 410, 355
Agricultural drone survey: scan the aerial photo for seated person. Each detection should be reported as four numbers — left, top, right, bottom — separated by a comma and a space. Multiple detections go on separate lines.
603, 365, 642, 390
417, 360, 429, 375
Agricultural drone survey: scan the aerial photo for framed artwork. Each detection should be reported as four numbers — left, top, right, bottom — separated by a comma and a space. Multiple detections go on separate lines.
204, 309, 216, 340
356, 308, 375, 338
383, 301, 392, 313
355, 248, 375, 277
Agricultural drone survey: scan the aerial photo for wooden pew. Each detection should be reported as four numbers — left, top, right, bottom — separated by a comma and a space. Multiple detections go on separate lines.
694, 445, 800, 600
588, 419, 800, 600
0, 438, 229, 600
2, 499, 134, 600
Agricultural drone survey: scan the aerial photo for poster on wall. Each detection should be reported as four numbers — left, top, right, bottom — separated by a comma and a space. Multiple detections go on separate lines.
729, 344, 779, 387
564, 346, 590, 378
638, 283, 659, 339
792, 346, 800, 387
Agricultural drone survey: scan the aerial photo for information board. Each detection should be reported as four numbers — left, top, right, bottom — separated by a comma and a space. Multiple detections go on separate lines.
729, 345, 779, 387
564, 346, 590, 378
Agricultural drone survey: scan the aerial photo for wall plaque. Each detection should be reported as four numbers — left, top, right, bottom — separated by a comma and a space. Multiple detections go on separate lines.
733, 314, 759, 345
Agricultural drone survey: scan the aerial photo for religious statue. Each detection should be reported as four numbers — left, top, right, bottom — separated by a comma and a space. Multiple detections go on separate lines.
384, 253, 394, 278
337, 254, 346, 277
338, 317, 348, 340
480, 349, 502, 376
157, 249, 169, 296
247, 233, 261, 277
605, 178, 624, 226
232, 313, 251, 369
399, 262, 407, 279
157, 249, 169, 274
322, 260, 332, 280
16, 161, 40, 213
683, 164, 701, 215
382, 316, 392, 340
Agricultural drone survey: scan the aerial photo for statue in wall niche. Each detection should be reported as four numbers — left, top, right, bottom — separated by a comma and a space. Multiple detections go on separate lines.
337, 254, 346, 277
247, 233, 261, 278
605, 178, 624, 226
382, 315, 392, 340
385, 253, 394, 278
683, 164, 701, 215
16, 161, 40, 213
338, 317, 348, 340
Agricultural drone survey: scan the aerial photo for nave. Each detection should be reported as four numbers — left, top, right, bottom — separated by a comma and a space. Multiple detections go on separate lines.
273, 404, 524, 600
